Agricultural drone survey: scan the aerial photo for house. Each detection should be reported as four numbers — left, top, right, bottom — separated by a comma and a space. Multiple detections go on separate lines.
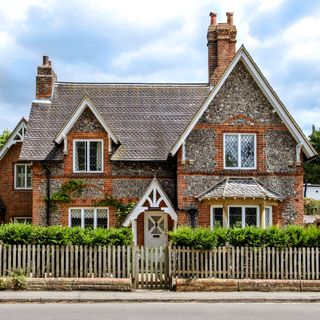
0, 12, 317, 246
304, 184, 320, 200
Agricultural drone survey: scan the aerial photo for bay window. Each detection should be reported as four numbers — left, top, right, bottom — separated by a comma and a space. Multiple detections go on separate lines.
228, 206, 259, 227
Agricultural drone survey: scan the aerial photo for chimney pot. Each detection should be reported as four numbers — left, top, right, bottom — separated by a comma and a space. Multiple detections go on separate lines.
209, 12, 217, 25
226, 12, 234, 25
43, 55, 49, 66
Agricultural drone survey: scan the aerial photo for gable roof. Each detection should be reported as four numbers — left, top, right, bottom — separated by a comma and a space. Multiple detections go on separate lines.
20, 83, 209, 161
197, 177, 283, 201
123, 177, 177, 227
170, 46, 317, 159
0, 118, 27, 161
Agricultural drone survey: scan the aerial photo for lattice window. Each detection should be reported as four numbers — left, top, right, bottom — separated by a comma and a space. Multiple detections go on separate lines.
69, 208, 109, 229
96, 208, 108, 228
229, 207, 242, 227
265, 207, 273, 227
84, 209, 95, 228
212, 207, 223, 228
224, 134, 256, 169
74, 140, 103, 172
70, 209, 82, 227
15, 164, 32, 189
229, 206, 259, 228
245, 207, 257, 226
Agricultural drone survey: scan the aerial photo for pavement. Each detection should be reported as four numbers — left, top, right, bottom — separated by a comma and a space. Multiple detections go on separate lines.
0, 290, 320, 303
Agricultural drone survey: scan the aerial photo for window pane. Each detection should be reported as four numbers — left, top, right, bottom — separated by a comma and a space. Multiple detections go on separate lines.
229, 207, 242, 227
70, 209, 82, 227
265, 207, 272, 227
96, 208, 108, 228
84, 209, 94, 228
245, 207, 257, 226
75, 141, 87, 171
89, 141, 102, 171
26, 165, 32, 188
212, 208, 223, 227
241, 135, 255, 168
16, 165, 26, 188
225, 135, 238, 168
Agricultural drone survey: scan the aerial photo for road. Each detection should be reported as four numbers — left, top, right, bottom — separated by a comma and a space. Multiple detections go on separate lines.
0, 303, 319, 320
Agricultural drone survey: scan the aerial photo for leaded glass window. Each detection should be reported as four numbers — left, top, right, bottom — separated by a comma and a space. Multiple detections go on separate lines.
69, 208, 109, 229
224, 134, 256, 169
228, 206, 259, 228
15, 164, 32, 189
212, 207, 223, 228
265, 207, 273, 227
74, 140, 103, 172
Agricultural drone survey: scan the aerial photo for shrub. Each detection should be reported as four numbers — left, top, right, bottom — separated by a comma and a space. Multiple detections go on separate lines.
0, 224, 132, 246
169, 225, 320, 249
304, 198, 320, 215
10, 269, 27, 290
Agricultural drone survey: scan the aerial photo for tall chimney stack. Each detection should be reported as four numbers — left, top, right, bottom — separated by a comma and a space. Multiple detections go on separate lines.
35, 55, 57, 100
207, 12, 237, 85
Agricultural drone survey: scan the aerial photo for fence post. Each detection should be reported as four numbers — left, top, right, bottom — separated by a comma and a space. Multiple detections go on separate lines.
167, 245, 172, 289
226, 242, 231, 279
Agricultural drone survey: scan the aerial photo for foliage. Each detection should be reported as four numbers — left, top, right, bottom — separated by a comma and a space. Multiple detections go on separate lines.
0, 278, 8, 290
304, 198, 320, 215
10, 268, 27, 290
45, 180, 86, 211
304, 125, 320, 184
95, 196, 136, 227
0, 129, 10, 149
0, 223, 132, 246
169, 225, 320, 249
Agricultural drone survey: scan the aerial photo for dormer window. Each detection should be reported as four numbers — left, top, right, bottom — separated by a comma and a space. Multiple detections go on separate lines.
224, 133, 256, 169
73, 140, 103, 173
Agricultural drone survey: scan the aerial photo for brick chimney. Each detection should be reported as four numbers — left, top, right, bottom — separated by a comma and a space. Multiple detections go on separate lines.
207, 12, 237, 85
36, 56, 57, 100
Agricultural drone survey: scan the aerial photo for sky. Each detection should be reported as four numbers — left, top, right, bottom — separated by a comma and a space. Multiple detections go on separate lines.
0, 0, 319, 136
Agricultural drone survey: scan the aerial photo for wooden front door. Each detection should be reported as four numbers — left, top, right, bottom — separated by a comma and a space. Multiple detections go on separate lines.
144, 212, 168, 247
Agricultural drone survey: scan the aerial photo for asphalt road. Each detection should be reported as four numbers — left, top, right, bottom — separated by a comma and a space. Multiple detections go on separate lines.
0, 303, 319, 320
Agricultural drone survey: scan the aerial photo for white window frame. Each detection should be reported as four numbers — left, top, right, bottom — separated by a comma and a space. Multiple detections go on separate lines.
223, 133, 257, 170
73, 139, 104, 173
265, 206, 273, 227
68, 207, 109, 229
227, 205, 260, 228
14, 163, 32, 190
13, 217, 32, 224
210, 205, 223, 228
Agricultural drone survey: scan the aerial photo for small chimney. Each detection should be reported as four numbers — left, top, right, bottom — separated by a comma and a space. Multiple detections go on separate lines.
35, 55, 57, 100
207, 12, 237, 85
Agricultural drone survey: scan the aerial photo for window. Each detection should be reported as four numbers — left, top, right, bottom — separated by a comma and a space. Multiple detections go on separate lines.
265, 206, 273, 227
14, 217, 32, 224
15, 164, 32, 189
228, 206, 259, 228
224, 133, 256, 169
69, 208, 109, 229
73, 140, 103, 173
211, 206, 223, 228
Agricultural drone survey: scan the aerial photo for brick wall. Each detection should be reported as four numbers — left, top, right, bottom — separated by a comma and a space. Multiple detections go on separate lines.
0, 143, 32, 223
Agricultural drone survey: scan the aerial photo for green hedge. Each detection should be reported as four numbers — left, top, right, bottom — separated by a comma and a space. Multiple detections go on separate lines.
304, 198, 320, 215
0, 224, 132, 246
169, 225, 320, 249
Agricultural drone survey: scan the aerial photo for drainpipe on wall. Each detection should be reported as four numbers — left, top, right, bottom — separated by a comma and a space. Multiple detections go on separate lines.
43, 164, 51, 226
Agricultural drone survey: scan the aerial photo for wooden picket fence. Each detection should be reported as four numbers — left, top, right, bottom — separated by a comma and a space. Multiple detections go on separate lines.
0, 244, 319, 288
171, 246, 320, 280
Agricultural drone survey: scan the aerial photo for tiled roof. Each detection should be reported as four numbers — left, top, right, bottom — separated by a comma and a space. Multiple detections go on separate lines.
197, 177, 283, 201
20, 83, 210, 161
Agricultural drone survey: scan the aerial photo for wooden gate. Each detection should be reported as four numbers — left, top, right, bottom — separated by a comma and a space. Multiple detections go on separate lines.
132, 246, 171, 289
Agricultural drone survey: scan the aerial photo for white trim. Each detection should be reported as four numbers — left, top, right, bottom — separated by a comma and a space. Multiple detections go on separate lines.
265, 206, 273, 227
55, 97, 118, 144
181, 141, 186, 164
14, 163, 32, 190
0, 119, 27, 161
123, 178, 177, 227
169, 46, 317, 159
227, 205, 260, 228
32, 99, 52, 104
73, 139, 104, 173
68, 207, 109, 229
210, 205, 223, 228
13, 217, 32, 224
223, 133, 256, 170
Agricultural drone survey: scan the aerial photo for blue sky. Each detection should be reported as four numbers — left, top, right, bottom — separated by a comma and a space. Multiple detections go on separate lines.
0, 0, 319, 136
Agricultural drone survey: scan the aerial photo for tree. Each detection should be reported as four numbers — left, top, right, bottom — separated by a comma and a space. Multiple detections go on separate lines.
0, 129, 11, 149
304, 125, 320, 184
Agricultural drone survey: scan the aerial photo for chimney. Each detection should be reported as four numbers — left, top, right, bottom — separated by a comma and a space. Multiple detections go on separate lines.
36, 55, 57, 100
207, 12, 237, 85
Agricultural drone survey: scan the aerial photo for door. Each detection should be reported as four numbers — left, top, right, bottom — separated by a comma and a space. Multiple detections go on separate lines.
144, 212, 168, 247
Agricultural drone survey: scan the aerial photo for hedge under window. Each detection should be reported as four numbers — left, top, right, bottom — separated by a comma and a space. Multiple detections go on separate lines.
74, 140, 103, 173
69, 208, 109, 229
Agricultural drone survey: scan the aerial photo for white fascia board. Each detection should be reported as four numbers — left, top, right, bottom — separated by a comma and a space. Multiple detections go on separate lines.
0, 119, 27, 161
55, 96, 118, 144
170, 47, 316, 158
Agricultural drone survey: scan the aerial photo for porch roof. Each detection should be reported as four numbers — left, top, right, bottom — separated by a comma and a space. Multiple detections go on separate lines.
197, 177, 283, 201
